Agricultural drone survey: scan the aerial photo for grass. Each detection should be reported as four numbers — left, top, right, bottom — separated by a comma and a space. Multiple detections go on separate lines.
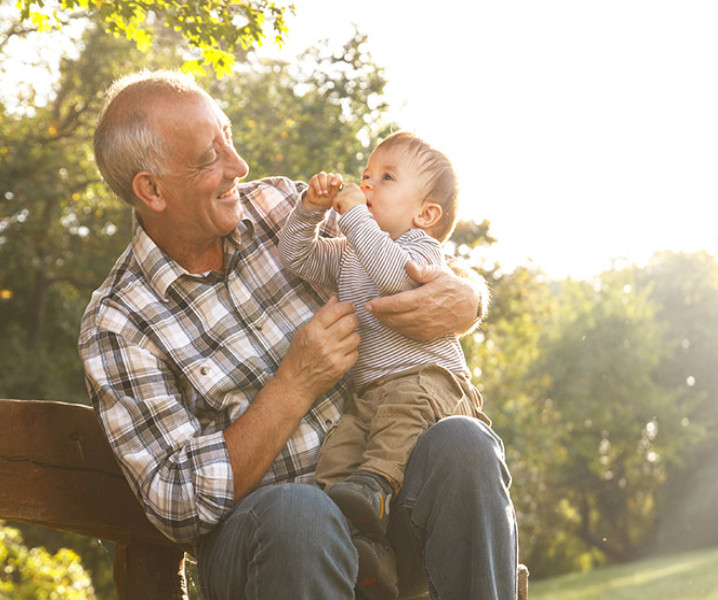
529, 546, 718, 600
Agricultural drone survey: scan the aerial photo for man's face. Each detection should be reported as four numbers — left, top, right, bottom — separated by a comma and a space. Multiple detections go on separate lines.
150, 92, 249, 245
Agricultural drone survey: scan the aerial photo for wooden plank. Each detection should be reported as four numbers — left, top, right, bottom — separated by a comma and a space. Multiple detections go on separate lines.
0, 398, 173, 547
518, 564, 530, 600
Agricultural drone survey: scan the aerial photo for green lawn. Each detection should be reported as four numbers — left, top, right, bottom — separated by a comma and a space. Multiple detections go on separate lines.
529, 547, 718, 600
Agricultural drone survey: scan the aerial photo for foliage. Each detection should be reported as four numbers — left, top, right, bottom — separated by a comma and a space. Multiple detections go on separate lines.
636, 251, 718, 433
634, 251, 718, 552
449, 228, 715, 577
13, 0, 291, 76
0, 21, 168, 401
470, 266, 557, 567
516, 271, 702, 576
0, 521, 97, 599
207, 27, 393, 182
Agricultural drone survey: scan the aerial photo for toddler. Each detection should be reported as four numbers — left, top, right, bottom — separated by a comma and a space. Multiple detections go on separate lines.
278, 131, 490, 600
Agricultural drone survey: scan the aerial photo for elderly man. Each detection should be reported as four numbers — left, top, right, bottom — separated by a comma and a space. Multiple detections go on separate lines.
79, 70, 517, 600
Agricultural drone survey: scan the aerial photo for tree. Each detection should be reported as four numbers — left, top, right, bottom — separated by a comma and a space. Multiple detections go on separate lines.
452, 248, 716, 577
447, 221, 560, 576
207, 26, 393, 182
13, 0, 291, 76
0, 521, 96, 600
522, 271, 699, 576
634, 251, 718, 553
466, 267, 558, 576
0, 18, 188, 401
636, 252, 718, 435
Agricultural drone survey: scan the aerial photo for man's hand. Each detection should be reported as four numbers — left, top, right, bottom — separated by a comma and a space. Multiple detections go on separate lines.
303, 172, 344, 211
365, 261, 487, 340
333, 183, 367, 215
275, 297, 360, 408
223, 298, 359, 503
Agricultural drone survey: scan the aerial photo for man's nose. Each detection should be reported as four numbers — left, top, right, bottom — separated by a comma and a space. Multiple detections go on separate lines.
226, 145, 249, 179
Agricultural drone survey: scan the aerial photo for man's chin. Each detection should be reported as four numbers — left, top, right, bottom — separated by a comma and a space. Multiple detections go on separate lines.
216, 205, 243, 235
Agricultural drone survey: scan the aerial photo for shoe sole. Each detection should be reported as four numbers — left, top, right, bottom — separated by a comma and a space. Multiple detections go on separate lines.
354, 535, 399, 600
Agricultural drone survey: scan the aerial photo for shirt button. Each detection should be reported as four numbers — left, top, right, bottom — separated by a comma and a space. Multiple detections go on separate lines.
200, 366, 210, 376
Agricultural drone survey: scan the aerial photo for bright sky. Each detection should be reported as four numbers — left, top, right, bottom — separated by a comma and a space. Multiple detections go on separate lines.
260, 1, 718, 280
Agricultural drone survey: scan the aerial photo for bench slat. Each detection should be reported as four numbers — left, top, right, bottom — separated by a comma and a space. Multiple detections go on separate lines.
0, 398, 171, 546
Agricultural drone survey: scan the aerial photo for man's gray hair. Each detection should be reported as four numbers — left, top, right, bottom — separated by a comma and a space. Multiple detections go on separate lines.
94, 69, 204, 206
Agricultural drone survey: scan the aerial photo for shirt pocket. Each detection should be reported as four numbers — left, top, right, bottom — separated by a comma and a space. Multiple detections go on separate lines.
185, 353, 268, 421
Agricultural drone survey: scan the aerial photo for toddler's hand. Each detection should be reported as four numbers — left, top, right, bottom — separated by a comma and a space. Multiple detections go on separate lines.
303, 172, 344, 210
333, 183, 367, 215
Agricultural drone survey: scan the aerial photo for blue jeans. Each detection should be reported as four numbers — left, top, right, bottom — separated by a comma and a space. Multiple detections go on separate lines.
197, 416, 518, 599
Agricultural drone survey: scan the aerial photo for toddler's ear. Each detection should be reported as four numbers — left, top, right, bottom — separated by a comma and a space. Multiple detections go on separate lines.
413, 202, 442, 230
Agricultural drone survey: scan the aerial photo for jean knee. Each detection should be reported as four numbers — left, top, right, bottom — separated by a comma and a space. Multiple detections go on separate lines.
198, 484, 358, 599
257, 484, 354, 552
419, 416, 509, 482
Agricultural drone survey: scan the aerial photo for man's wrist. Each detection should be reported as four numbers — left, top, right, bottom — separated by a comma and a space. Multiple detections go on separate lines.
465, 280, 489, 334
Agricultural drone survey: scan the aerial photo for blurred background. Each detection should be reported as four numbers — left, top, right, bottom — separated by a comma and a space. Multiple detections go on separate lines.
1, 1, 717, 598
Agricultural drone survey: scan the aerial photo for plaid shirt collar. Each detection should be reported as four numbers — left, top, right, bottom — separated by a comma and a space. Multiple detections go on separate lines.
131, 213, 255, 301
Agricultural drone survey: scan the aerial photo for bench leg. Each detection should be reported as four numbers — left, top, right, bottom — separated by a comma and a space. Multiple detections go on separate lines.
518, 563, 530, 600
114, 542, 187, 600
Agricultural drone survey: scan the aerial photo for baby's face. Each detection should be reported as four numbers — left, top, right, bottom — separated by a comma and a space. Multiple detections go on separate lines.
359, 146, 427, 239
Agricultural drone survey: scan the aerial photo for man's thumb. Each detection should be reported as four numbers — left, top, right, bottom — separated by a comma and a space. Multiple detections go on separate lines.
405, 260, 440, 284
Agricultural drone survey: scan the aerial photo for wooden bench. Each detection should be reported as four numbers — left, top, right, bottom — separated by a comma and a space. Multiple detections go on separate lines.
0, 398, 528, 599
0, 398, 189, 599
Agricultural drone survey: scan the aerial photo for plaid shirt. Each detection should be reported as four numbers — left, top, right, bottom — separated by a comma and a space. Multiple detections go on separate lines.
78, 177, 349, 544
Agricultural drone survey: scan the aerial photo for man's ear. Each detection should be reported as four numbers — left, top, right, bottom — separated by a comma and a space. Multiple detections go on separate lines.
132, 172, 166, 212
413, 202, 442, 230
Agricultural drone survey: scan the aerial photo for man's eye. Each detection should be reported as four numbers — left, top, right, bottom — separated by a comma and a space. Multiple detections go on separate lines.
200, 150, 218, 168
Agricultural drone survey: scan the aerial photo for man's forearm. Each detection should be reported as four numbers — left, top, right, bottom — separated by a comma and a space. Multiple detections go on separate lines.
222, 298, 360, 502
222, 375, 311, 502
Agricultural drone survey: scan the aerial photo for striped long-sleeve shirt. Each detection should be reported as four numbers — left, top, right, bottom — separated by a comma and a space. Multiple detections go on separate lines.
78, 177, 350, 544
278, 201, 470, 388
